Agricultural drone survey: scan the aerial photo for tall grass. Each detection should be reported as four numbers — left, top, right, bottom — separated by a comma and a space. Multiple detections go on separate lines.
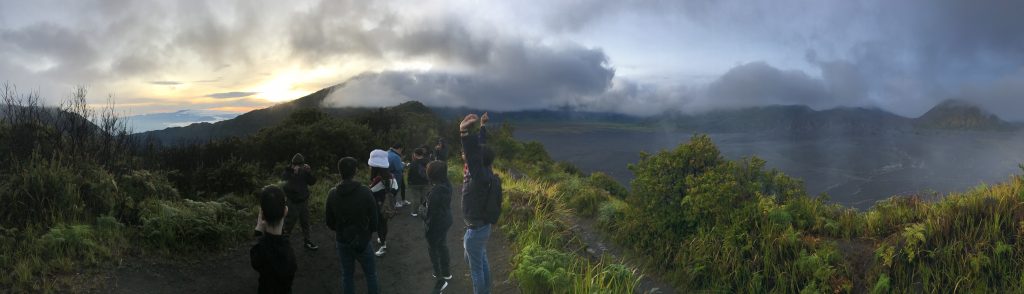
495, 166, 643, 293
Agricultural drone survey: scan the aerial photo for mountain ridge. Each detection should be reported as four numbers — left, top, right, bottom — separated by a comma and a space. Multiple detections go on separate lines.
134, 84, 1018, 145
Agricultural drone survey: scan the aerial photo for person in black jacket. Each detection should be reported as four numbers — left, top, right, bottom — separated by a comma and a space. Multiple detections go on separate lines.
326, 157, 380, 294
433, 138, 449, 162
282, 153, 318, 251
459, 112, 501, 294
424, 160, 453, 293
251, 185, 297, 294
407, 147, 430, 217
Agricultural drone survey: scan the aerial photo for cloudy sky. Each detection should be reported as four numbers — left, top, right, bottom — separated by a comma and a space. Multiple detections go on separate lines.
2, 0, 1024, 120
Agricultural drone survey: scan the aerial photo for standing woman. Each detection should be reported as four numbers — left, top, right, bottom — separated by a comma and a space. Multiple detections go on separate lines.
424, 160, 453, 293
368, 149, 398, 257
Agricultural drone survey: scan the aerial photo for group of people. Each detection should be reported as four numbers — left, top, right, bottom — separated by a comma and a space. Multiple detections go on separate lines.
249, 113, 502, 294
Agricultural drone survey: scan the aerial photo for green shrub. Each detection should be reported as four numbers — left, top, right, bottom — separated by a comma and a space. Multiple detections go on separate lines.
596, 199, 628, 231
40, 224, 109, 269
0, 157, 83, 227
588, 172, 627, 199
139, 199, 248, 254
558, 178, 609, 218
512, 245, 573, 293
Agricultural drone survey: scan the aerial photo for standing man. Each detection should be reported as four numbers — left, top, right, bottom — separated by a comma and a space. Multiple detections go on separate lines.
388, 143, 410, 208
459, 113, 502, 294
282, 153, 318, 251
326, 157, 380, 294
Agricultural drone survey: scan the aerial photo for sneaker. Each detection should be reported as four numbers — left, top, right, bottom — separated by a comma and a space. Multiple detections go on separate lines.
432, 273, 453, 280
433, 279, 449, 293
411, 212, 419, 217
303, 240, 319, 251
395, 201, 404, 208
403, 200, 412, 205
375, 243, 387, 257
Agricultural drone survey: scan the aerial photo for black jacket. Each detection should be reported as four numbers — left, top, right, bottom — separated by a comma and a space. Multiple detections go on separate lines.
250, 233, 296, 294
434, 143, 449, 162
325, 180, 379, 244
407, 158, 430, 186
425, 181, 453, 233
281, 167, 316, 203
461, 126, 497, 225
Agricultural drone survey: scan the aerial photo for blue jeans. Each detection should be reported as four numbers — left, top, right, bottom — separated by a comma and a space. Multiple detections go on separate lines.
337, 240, 379, 294
463, 224, 492, 294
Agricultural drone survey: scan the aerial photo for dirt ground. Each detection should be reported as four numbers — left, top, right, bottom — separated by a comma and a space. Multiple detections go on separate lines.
105, 187, 518, 294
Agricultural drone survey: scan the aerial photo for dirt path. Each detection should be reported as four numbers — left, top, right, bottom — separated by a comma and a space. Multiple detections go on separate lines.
107, 186, 518, 293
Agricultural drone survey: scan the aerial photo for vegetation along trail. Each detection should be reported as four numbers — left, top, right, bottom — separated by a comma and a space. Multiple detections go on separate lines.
108, 184, 518, 293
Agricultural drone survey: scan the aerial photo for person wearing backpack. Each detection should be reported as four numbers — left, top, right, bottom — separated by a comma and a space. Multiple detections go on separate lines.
459, 112, 502, 294
326, 157, 380, 294
407, 147, 430, 217
424, 160, 453, 293
281, 153, 318, 251
368, 149, 398, 257
250, 185, 297, 294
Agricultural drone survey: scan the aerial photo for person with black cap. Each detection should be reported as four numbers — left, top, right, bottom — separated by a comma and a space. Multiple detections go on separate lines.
282, 153, 319, 251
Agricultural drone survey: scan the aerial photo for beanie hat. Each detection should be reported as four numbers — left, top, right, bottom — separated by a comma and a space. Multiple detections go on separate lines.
291, 153, 305, 165
368, 149, 390, 168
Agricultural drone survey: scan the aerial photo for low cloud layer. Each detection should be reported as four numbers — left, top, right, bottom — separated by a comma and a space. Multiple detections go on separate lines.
3, 1, 1024, 120
206, 91, 258, 99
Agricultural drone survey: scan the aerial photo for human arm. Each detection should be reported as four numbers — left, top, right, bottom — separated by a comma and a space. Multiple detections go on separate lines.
325, 189, 336, 232
250, 243, 264, 271
460, 114, 490, 180
303, 165, 316, 186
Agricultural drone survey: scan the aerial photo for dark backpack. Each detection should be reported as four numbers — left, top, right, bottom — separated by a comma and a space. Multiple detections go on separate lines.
483, 174, 503, 224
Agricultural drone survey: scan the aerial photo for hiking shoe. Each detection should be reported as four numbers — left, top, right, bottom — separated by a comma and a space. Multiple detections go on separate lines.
433, 279, 449, 293
375, 243, 387, 257
303, 240, 319, 251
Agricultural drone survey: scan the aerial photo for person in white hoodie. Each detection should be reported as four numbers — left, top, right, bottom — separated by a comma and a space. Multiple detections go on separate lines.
367, 149, 398, 257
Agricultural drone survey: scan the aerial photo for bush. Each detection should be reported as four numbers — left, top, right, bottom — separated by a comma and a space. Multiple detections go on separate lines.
139, 199, 249, 254
0, 157, 118, 228
589, 172, 627, 199
596, 199, 628, 231
116, 170, 181, 225
512, 245, 573, 293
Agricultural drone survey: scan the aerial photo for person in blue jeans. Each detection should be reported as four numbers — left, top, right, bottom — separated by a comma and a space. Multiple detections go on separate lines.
459, 112, 502, 294
325, 157, 380, 294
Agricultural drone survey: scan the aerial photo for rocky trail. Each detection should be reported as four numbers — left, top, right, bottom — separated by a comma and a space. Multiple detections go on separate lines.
106, 185, 518, 294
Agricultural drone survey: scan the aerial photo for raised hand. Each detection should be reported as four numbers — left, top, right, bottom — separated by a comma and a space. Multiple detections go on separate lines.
480, 112, 489, 126
460, 114, 479, 132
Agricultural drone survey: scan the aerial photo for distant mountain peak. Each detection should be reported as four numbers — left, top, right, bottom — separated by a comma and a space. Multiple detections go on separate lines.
915, 99, 1007, 130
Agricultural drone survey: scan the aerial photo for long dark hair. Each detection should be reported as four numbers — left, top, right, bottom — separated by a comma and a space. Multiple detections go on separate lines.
427, 160, 448, 184
370, 167, 392, 181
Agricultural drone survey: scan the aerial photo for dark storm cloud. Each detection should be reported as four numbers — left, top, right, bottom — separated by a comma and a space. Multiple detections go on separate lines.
323, 41, 615, 111
704, 62, 828, 110
205, 91, 258, 99
537, 0, 1024, 117
0, 22, 102, 83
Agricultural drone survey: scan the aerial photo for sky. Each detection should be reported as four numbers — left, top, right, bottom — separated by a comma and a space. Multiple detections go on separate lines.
2, 0, 1024, 120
